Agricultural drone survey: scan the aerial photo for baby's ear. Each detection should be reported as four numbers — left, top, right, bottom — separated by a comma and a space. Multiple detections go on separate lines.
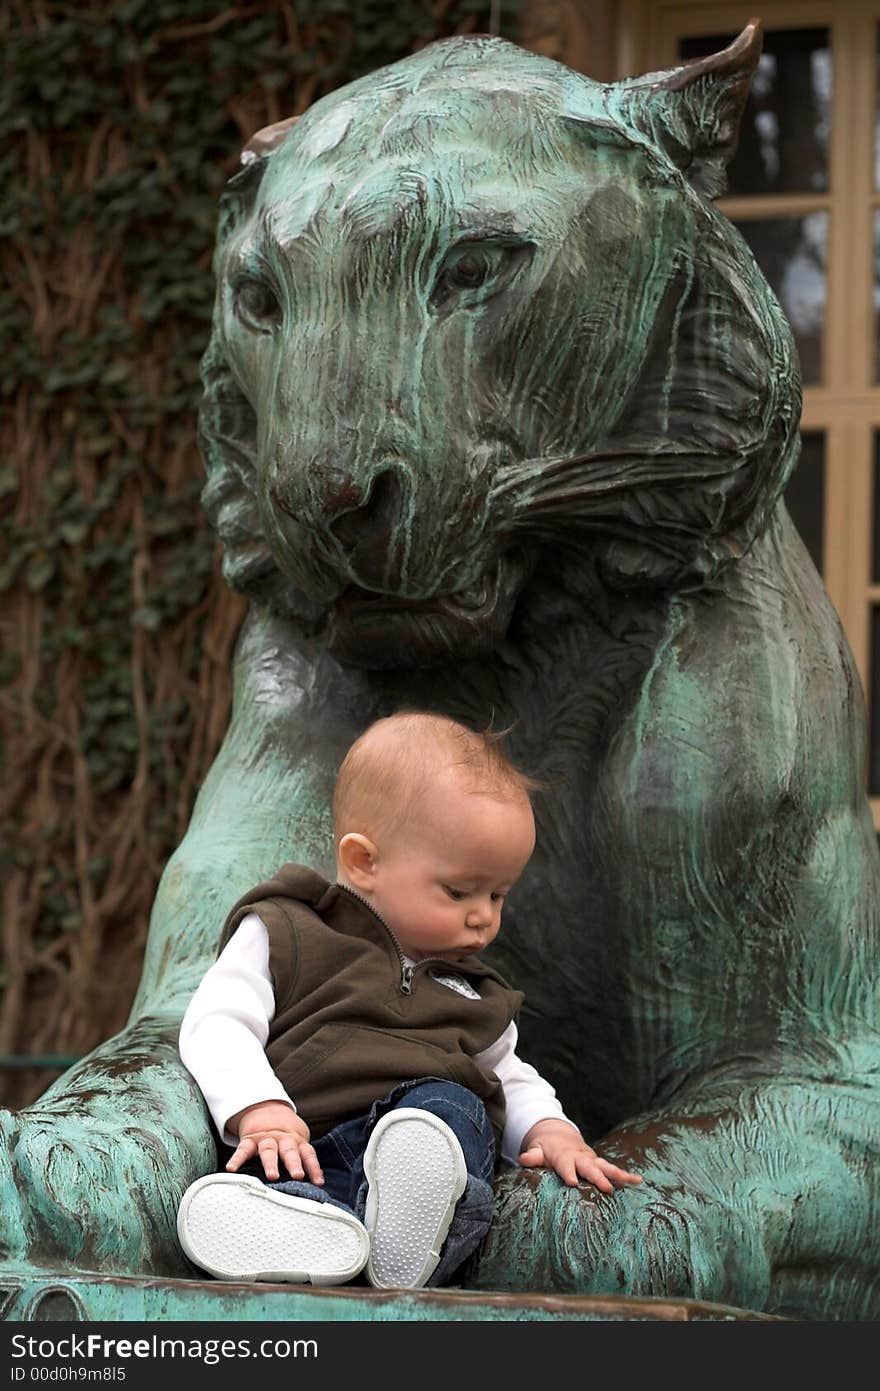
337, 832, 378, 885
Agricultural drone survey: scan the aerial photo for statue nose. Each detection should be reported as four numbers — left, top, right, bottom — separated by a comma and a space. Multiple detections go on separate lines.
320, 467, 368, 517
270, 455, 411, 587
326, 465, 404, 554
272, 460, 403, 531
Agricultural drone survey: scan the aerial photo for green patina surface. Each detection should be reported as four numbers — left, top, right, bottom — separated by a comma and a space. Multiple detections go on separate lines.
2, 25, 878, 1322
0, 1271, 777, 1322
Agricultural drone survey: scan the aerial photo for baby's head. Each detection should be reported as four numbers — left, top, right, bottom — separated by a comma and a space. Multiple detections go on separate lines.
334, 712, 539, 963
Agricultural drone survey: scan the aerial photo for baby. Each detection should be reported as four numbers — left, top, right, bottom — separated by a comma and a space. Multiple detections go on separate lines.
176, 711, 640, 1288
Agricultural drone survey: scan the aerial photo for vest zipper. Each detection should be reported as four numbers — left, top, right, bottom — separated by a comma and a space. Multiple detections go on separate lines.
333, 883, 476, 996
334, 883, 416, 994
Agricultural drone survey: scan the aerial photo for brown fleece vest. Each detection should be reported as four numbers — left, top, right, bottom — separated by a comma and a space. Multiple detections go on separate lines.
219, 863, 524, 1144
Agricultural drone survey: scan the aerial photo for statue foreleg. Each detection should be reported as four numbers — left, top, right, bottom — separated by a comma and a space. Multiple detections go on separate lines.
469, 1073, 880, 1319
0, 1015, 211, 1275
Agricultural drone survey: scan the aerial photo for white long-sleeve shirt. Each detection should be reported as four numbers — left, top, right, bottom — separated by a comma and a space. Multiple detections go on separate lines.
179, 912, 578, 1165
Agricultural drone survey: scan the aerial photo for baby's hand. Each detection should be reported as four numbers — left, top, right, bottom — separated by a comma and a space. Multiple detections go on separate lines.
519, 1119, 643, 1193
226, 1100, 324, 1185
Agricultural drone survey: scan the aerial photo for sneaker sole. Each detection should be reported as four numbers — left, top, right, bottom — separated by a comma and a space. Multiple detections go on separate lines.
177, 1173, 369, 1284
363, 1109, 467, 1289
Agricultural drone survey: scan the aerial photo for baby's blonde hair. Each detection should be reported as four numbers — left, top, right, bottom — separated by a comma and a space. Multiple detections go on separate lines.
333, 711, 541, 848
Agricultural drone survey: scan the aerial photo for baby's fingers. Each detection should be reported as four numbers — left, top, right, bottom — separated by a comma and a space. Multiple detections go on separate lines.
597, 1159, 643, 1187
571, 1152, 617, 1193
277, 1139, 304, 1180
302, 1144, 324, 1186
282, 1141, 324, 1186
561, 1151, 617, 1196
518, 1145, 546, 1168
257, 1137, 281, 1181
225, 1137, 257, 1173
573, 1154, 642, 1193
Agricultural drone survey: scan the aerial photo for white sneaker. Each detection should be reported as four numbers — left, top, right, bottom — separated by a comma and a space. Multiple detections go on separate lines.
177, 1173, 370, 1285
363, 1109, 467, 1289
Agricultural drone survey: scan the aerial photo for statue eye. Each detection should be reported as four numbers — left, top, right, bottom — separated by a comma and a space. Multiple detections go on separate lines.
430, 241, 532, 312
432, 249, 494, 307
233, 276, 282, 331
448, 253, 490, 288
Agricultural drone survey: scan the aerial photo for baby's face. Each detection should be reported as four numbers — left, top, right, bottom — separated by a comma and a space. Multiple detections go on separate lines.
366, 772, 536, 963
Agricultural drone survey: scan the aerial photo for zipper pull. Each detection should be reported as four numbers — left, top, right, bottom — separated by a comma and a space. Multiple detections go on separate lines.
400, 964, 414, 995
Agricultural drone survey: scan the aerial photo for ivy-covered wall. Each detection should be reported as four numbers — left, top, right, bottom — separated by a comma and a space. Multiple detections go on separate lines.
0, 0, 524, 1107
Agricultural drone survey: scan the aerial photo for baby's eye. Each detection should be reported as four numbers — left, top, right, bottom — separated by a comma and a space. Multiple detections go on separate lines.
491, 892, 506, 902
443, 885, 467, 901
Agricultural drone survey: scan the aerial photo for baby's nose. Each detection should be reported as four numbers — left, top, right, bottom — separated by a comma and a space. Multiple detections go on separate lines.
466, 899, 496, 928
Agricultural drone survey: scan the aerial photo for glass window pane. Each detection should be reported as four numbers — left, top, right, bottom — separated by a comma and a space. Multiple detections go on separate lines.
873, 211, 880, 382
680, 29, 831, 196
734, 214, 827, 386
786, 431, 825, 576
872, 433, 880, 583
869, 607, 880, 795
875, 23, 880, 190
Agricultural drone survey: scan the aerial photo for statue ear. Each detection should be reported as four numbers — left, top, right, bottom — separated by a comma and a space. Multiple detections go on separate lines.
240, 115, 300, 165
215, 157, 266, 247
215, 116, 301, 244
616, 21, 763, 198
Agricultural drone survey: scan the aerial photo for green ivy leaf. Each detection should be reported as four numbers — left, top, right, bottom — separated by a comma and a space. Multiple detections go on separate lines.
132, 605, 162, 631
58, 520, 89, 545
25, 554, 56, 592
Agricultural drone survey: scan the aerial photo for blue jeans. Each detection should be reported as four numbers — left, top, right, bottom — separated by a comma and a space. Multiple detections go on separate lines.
235, 1078, 495, 1287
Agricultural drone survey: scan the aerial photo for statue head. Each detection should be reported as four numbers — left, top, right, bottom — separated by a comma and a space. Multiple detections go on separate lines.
199, 24, 800, 668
